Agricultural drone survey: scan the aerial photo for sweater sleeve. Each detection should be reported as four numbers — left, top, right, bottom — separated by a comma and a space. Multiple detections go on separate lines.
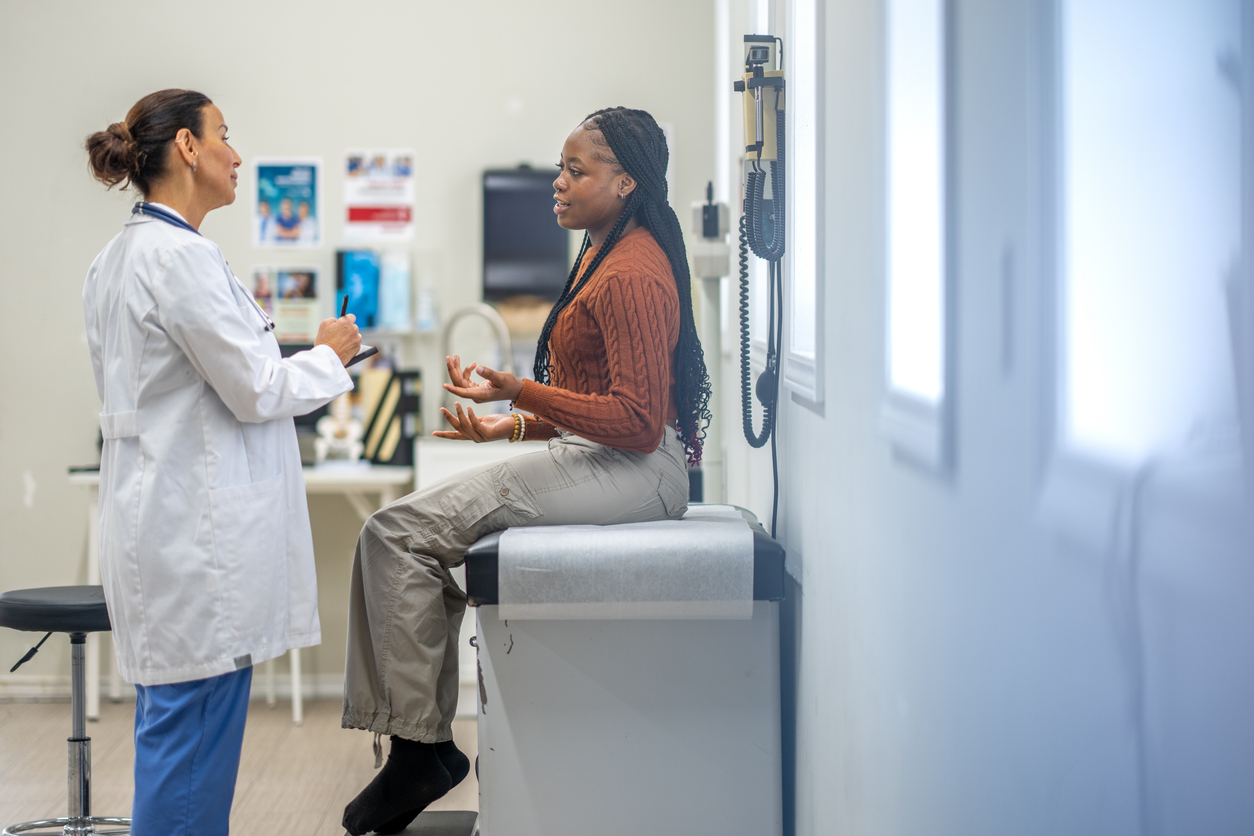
512, 271, 676, 453
521, 414, 561, 442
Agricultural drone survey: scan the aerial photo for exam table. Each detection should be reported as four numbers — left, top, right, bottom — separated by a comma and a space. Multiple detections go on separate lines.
463, 504, 786, 836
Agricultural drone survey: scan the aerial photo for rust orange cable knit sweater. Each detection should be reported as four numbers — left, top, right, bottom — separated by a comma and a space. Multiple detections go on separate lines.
513, 225, 679, 453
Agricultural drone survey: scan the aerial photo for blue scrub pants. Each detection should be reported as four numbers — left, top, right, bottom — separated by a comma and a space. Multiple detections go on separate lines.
132, 666, 253, 836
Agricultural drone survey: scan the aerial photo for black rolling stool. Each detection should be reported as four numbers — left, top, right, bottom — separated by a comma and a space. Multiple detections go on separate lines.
0, 586, 130, 836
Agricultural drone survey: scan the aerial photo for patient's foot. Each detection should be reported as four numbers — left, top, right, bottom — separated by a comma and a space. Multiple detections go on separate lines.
373, 741, 471, 834
436, 740, 472, 788
342, 737, 451, 836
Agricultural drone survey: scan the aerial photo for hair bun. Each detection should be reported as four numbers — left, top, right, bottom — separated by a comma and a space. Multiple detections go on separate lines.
106, 121, 135, 147
86, 120, 141, 189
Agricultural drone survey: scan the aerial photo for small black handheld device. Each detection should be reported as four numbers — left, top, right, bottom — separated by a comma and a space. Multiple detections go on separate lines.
340, 295, 379, 367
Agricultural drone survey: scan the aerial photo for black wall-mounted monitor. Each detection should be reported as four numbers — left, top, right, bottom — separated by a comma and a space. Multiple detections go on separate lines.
483, 167, 569, 301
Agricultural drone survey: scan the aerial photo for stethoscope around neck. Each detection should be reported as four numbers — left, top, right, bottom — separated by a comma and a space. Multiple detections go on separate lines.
134, 201, 199, 234
133, 202, 275, 332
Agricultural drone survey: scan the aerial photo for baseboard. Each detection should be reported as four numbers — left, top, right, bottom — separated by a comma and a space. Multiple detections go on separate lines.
1, 674, 480, 718
456, 682, 477, 718
0, 674, 75, 701
251, 671, 344, 701
252, 673, 478, 717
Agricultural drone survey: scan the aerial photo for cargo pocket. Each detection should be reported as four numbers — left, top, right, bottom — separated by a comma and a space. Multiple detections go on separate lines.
207, 472, 287, 641
437, 461, 542, 539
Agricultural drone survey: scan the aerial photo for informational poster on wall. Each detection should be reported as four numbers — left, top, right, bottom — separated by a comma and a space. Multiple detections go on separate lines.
336, 250, 379, 330
252, 266, 320, 343
343, 149, 415, 242
253, 158, 321, 247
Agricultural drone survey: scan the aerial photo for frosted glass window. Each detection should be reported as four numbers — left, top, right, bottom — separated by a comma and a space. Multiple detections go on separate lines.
789, 0, 817, 358
784, 0, 823, 403
886, 0, 945, 404
1060, 0, 1240, 463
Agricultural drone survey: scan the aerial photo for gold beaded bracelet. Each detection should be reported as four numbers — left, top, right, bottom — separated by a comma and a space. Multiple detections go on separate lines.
509, 412, 523, 443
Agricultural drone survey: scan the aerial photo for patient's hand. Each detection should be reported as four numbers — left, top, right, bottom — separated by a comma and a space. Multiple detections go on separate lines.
434, 403, 515, 443
443, 354, 524, 404
444, 354, 479, 390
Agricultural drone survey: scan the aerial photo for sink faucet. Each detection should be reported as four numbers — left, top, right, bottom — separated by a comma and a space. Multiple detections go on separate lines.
440, 303, 516, 412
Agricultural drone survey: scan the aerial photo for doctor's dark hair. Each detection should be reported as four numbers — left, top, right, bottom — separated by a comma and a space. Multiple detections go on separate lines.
85, 89, 213, 196
532, 107, 712, 466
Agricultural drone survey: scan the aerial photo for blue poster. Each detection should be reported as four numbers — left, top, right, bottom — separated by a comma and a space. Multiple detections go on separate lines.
254, 159, 320, 247
337, 250, 380, 329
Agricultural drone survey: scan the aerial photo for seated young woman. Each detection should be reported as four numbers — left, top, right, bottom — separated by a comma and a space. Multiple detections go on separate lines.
339, 106, 712, 836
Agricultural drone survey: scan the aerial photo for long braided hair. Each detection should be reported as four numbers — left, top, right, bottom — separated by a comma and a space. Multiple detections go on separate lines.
532, 107, 712, 465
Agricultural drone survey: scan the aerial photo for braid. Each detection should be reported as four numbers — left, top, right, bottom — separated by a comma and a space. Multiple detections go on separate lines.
532, 234, 590, 386
533, 107, 712, 465
533, 190, 642, 386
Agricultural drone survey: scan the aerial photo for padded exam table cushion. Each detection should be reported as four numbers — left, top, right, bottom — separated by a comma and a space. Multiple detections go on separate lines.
464, 505, 785, 607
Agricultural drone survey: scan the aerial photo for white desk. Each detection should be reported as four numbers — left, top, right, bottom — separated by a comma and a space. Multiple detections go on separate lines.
68, 464, 413, 724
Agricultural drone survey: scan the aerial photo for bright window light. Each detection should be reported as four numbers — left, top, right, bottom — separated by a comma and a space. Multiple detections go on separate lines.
789, 0, 817, 360
886, 0, 945, 405
1060, 0, 1240, 463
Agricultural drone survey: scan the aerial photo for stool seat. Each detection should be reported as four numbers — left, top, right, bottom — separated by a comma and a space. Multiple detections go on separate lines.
0, 586, 111, 634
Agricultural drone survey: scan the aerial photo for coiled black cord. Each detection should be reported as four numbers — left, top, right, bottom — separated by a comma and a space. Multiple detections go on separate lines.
739, 212, 773, 448
746, 132, 785, 261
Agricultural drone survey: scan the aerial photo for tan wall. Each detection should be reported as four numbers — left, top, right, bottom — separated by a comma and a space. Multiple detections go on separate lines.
0, 0, 715, 689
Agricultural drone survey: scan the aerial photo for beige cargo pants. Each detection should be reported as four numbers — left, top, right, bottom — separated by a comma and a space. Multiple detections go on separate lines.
342, 428, 690, 743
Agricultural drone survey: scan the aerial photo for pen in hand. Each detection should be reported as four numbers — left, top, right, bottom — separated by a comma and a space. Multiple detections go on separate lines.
338, 294, 378, 368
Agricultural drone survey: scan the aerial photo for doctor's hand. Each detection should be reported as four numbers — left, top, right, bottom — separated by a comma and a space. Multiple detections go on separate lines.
433, 403, 515, 442
442, 355, 525, 404
315, 314, 362, 366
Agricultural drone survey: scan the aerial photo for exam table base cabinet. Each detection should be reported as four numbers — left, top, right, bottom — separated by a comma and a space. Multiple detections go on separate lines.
475, 603, 784, 836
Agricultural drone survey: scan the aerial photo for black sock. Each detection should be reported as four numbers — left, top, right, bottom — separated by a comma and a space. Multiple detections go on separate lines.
436, 740, 471, 788
343, 737, 451, 836
372, 740, 471, 835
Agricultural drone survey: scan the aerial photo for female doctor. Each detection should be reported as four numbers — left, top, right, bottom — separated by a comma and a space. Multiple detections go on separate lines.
83, 89, 361, 836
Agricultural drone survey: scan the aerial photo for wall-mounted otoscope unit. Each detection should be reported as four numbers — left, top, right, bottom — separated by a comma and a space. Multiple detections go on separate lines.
687, 34, 787, 517
734, 35, 786, 449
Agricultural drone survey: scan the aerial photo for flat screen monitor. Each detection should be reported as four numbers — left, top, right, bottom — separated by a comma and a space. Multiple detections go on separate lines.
483, 168, 570, 300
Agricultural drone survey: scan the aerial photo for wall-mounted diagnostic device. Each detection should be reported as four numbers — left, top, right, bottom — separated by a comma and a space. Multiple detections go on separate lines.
724, 34, 786, 535
483, 167, 571, 301
733, 35, 786, 450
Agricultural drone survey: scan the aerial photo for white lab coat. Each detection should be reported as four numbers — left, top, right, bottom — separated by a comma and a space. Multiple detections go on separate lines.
83, 206, 353, 686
